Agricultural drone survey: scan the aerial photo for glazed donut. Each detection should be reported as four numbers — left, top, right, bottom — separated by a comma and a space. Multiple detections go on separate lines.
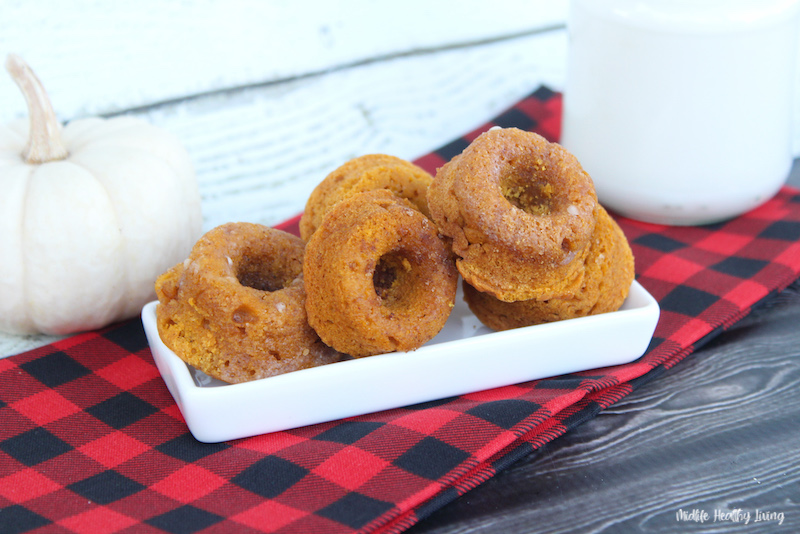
299, 154, 433, 241
155, 223, 340, 383
427, 127, 598, 302
304, 190, 458, 357
463, 205, 634, 330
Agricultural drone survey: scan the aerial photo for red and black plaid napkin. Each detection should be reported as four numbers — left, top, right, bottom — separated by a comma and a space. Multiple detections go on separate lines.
2, 88, 800, 534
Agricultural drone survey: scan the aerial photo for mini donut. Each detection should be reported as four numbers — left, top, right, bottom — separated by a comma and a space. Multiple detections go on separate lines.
463, 205, 634, 331
427, 127, 598, 302
304, 189, 458, 357
300, 154, 433, 241
155, 223, 340, 383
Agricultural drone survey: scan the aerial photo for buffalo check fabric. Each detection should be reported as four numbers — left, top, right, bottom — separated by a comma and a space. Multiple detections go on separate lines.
2, 87, 800, 534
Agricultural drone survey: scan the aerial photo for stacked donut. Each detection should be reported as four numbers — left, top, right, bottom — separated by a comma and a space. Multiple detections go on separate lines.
299, 155, 458, 358
154, 129, 634, 384
155, 155, 458, 383
427, 127, 634, 330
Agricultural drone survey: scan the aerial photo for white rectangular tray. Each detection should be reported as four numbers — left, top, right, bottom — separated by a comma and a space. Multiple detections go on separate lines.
142, 281, 659, 443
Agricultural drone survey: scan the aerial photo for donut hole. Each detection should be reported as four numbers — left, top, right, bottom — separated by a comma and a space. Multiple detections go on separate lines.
500, 167, 558, 216
236, 254, 288, 292
373, 251, 414, 306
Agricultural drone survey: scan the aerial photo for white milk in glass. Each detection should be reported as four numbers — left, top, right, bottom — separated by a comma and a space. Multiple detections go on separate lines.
561, 0, 800, 225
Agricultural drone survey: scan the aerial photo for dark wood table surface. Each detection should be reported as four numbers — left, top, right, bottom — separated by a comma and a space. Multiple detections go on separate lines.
410, 160, 800, 534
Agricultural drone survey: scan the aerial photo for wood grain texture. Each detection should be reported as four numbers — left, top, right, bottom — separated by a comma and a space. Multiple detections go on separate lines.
140, 29, 568, 231
0, 0, 567, 121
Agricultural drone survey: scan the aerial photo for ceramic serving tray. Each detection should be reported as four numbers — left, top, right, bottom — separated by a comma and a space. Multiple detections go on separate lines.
142, 281, 660, 443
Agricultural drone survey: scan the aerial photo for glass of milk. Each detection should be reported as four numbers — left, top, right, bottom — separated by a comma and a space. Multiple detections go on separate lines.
560, 0, 800, 225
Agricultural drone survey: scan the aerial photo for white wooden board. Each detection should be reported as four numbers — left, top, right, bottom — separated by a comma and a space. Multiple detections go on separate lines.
0, 0, 568, 121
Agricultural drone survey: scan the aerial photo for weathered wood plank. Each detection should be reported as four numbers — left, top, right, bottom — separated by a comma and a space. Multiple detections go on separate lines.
142, 29, 569, 231
0, 0, 567, 121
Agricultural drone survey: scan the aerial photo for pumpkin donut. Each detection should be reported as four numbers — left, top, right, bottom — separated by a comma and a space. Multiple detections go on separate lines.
304, 190, 458, 357
299, 154, 433, 241
427, 127, 598, 302
155, 223, 340, 383
463, 205, 634, 330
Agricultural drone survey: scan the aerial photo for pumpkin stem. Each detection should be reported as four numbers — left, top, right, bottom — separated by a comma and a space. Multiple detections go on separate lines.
5, 54, 69, 164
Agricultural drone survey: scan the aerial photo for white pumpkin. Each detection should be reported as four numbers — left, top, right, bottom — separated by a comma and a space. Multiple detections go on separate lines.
0, 55, 202, 335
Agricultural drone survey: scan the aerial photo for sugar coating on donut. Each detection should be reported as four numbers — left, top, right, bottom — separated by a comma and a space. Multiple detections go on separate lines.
300, 154, 433, 241
427, 127, 598, 302
304, 190, 458, 357
155, 223, 340, 383
463, 205, 634, 330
